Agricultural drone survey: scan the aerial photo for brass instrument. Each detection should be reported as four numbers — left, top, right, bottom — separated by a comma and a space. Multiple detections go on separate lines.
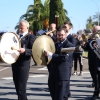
44, 30, 56, 35
89, 40, 100, 59
89, 30, 100, 59
37, 30, 56, 36
81, 34, 87, 42
82, 30, 100, 41
81, 33, 92, 42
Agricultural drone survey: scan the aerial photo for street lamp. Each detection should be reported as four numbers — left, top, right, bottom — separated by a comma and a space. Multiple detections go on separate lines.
70, 17, 80, 30
91, 0, 99, 26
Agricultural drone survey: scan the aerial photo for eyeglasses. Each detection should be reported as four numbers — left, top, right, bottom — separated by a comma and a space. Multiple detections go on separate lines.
57, 34, 66, 36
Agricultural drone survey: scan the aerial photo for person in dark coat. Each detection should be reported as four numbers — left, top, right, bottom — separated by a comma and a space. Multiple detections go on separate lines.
44, 23, 57, 92
64, 21, 76, 46
73, 35, 84, 76
11, 20, 36, 100
89, 26, 100, 100
63, 21, 76, 97
44, 27, 74, 100
83, 36, 97, 89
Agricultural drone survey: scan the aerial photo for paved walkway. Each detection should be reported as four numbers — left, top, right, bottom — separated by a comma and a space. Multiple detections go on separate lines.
0, 73, 99, 100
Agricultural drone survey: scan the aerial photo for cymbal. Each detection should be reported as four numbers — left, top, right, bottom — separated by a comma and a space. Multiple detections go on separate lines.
32, 35, 55, 66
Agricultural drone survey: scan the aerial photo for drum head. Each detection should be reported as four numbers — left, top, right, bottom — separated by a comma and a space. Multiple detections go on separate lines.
0, 32, 21, 64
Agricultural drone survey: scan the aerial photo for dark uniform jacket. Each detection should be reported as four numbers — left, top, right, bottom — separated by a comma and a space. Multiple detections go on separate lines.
49, 39, 74, 81
74, 38, 83, 53
83, 39, 97, 67
67, 34, 76, 46
12, 34, 36, 67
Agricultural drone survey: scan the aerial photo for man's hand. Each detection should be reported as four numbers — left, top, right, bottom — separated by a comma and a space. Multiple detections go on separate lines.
81, 41, 86, 46
48, 32, 53, 37
44, 50, 49, 56
44, 50, 53, 59
93, 42, 97, 48
18, 48, 25, 53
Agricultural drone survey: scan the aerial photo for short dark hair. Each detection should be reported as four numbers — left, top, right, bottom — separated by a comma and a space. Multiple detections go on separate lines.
57, 25, 67, 33
64, 21, 72, 28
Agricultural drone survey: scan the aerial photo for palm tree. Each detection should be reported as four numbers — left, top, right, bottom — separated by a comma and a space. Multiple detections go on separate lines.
86, 16, 94, 30
15, 0, 50, 32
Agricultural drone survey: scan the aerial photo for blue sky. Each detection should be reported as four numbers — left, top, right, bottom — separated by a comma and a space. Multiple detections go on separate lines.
0, 0, 100, 33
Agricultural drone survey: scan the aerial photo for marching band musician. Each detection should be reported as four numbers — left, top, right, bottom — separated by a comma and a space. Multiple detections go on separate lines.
90, 26, 100, 100
48, 23, 57, 42
64, 21, 76, 46
63, 21, 76, 97
44, 27, 74, 100
44, 23, 57, 92
82, 32, 97, 90
11, 20, 36, 100
46, 23, 57, 73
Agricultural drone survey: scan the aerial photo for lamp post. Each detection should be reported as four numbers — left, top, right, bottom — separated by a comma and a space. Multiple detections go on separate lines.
91, 0, 99, 26
70, 17, 80, 30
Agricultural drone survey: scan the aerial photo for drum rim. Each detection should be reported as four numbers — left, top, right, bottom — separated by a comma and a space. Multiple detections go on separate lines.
0, 32, 21, 64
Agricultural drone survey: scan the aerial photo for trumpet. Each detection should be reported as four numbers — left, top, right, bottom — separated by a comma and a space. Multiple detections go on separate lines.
44, 30, 56, 35
81, 33, 92, 42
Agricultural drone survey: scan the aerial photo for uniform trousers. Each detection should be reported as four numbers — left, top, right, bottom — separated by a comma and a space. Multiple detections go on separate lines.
74, 53, 83, 71
88, 59, 97, 85
48, 77, 69, 100
12, 65, 30, 100
68, 67, 72, 96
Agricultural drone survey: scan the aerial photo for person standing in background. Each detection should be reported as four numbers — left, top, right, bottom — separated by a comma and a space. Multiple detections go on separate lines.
73, 34, 84, 76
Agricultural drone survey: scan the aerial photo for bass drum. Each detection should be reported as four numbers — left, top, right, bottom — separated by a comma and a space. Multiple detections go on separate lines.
0, 32, 21, 64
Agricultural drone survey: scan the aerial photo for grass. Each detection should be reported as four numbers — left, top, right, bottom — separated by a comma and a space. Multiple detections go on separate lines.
82, 51, 88, 58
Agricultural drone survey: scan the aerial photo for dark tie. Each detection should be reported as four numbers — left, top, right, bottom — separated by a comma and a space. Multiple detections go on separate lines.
20, 34, 23, 38
56, 42, 62, 53
58, 42, 62, 48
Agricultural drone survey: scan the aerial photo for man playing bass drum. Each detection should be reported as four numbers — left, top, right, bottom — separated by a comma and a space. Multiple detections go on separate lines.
11, 20, 36, 100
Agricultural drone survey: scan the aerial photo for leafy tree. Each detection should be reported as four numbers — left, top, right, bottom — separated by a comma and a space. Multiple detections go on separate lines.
15, 0, 69, 32
49, 0, 67, 26
15, 0, 50, 32
86, 16, 94, 30
93, 12, 100, 25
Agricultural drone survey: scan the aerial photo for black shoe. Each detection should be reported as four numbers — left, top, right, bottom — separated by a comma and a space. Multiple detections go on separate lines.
89, 83, 95, 88
91, 95, 99, 100
32, 63, 37, 66
68, 92, 71, 98
91, 91, 99, 100
44, 88, 50, 92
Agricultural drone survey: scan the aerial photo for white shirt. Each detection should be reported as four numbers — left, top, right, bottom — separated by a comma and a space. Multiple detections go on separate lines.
47, 38, 67, 59
66, 32, 70, 37
19, 31, 28, 38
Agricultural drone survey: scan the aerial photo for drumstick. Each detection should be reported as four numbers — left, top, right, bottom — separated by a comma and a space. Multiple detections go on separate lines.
11, 47, 18, 50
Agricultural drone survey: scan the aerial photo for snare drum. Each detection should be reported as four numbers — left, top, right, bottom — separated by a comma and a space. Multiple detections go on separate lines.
0, 32, 21, 64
